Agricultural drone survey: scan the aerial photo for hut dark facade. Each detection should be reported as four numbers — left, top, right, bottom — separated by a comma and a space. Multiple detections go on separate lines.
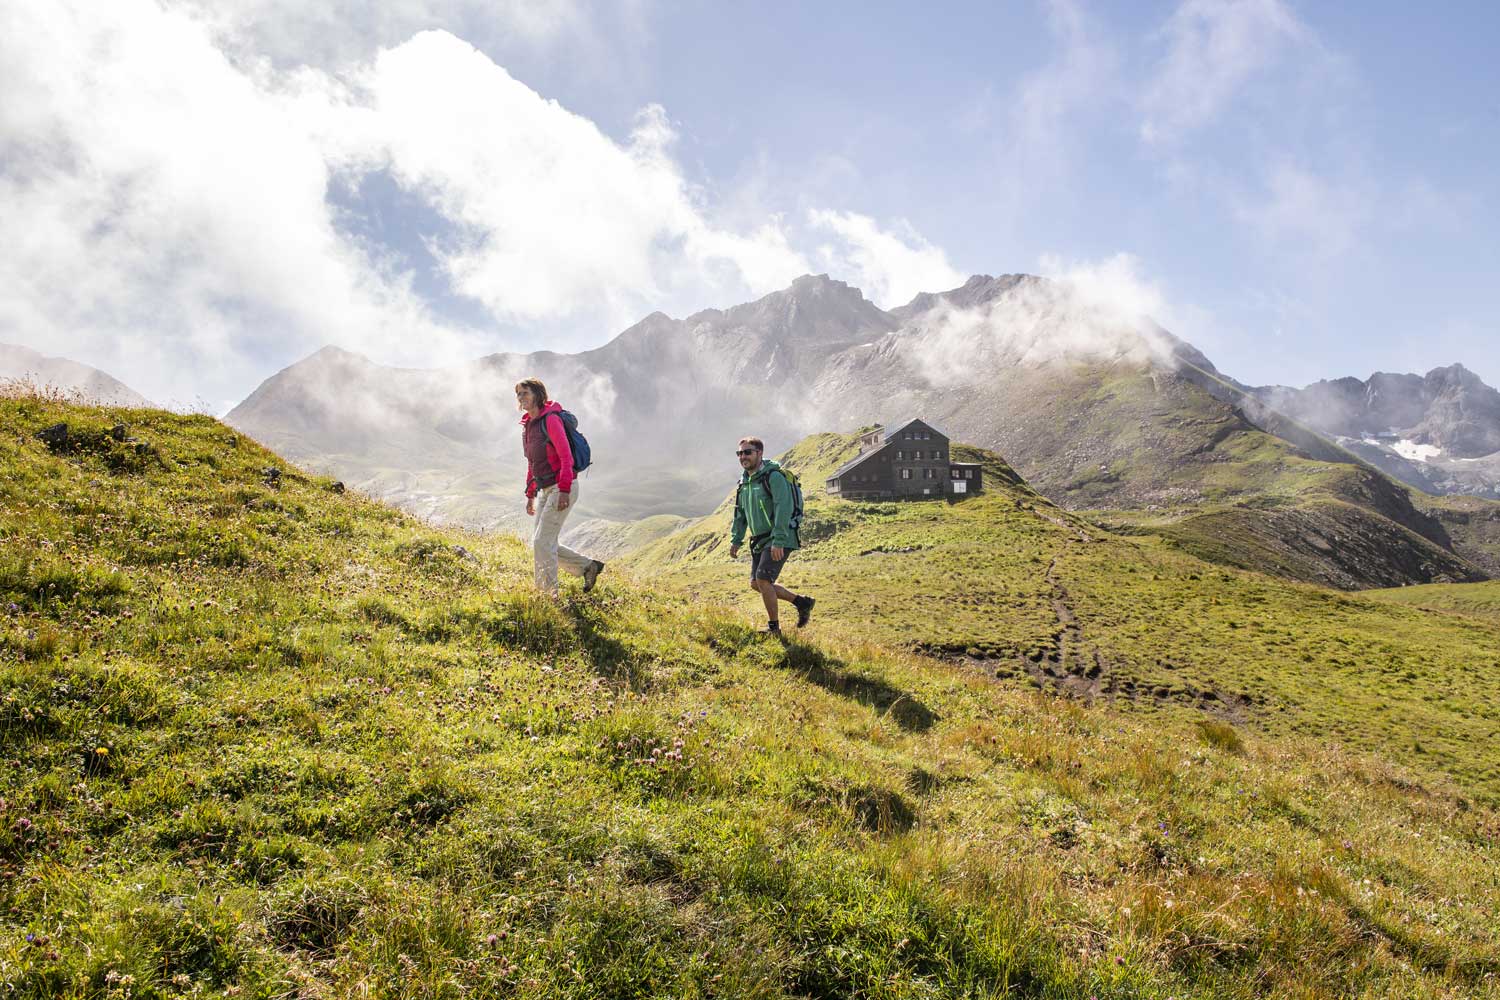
825, 419, 983, 500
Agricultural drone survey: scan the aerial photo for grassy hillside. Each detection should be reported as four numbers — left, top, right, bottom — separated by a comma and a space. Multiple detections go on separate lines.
629, 431, 1500, 804
1365, 580, 1500, 625
563, 513, 697, 561
2, 394, 1498, 999
936, 361, 1491, 589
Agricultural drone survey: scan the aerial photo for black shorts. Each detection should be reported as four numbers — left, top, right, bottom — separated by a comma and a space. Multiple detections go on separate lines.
751, 545, 788, 583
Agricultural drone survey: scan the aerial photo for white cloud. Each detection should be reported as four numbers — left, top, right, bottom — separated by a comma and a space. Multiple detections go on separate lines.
1038, 253, 1172, 332
1, 2, 960, 408
1140, 0, 1308, 144
808, 210, 965, 308
902, 254, 1188, 389
0, 0, 467, 409
299, 32, 812, 327
174, 0, 621, 70
1234, 162, 1370, 258
1014, 0, 1120, 173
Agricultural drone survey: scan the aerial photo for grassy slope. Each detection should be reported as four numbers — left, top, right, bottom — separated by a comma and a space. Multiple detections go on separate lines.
1364, 580, 1500, 625
1006, 366, 1487, 589
2, 396, 1498, 999
630, 431, 1500, 805
563, 513, 696, 561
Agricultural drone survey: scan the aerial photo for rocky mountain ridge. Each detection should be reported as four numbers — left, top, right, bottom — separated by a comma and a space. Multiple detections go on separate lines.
1254, 364, 1500, 499
221, 272, 1500, 587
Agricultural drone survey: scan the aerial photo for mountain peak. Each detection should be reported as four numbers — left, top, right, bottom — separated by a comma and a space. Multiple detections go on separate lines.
785, 273, 868, 304
0, 342, 153, 407
1425, 362, 1482, 386
309, 345, 374, 365
887, 272, 1041, 324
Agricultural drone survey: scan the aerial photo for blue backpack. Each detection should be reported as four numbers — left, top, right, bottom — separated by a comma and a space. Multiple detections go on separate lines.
548, 409, 592, 473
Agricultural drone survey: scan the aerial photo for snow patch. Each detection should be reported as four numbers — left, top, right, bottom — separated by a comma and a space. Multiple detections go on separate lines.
1392, 439, 1442, 463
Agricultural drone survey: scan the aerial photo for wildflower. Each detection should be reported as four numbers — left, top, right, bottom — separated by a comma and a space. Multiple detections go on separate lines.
95, 747, 109, 756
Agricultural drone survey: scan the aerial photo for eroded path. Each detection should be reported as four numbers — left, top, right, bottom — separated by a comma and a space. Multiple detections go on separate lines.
993, 541, 1255, 721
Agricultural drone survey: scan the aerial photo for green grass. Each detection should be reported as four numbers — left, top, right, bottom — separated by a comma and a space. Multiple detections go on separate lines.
631, 430, 1500, 804
999, 364, 1495, 588
2, 395, 1498, 998
564, 512, 697, 560
1364, 580, 1500, 624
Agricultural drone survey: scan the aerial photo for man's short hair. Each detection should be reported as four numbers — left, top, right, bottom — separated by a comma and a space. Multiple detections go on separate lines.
739, 437, 764, 452
514, 377, 548, 404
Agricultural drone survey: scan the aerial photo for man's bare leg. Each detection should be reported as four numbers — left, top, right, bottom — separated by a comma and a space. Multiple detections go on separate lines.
755, 579, 780, 623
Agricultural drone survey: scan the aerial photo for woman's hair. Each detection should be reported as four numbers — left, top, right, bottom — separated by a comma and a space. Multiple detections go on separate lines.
514, 377, 548, 405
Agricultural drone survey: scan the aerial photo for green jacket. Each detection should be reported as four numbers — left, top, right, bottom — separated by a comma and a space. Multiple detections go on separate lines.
730, 459, 798, 552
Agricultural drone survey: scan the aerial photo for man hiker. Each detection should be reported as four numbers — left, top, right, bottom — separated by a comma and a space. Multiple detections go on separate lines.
516, 377, 605, 597
728, 436, 814, 635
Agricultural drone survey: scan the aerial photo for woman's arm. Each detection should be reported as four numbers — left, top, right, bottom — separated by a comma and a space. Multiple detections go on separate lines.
544, 412, 575, 494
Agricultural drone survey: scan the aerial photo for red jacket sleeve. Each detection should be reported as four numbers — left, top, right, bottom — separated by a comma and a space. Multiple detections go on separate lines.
545, 412, 575, 493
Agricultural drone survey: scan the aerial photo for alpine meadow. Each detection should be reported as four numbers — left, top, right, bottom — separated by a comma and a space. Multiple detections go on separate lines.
5, 2, 1500, 998
3, 381, 1499, 998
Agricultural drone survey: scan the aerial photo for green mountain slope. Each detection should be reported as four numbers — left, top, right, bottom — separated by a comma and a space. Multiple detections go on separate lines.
1365, 580, 1500, 625
1038, 365, 1485, 589
629, 430, 1500, 802
2, 394, 1498, 999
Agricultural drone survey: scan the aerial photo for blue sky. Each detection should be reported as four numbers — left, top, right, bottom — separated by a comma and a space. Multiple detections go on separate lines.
616, 1, 1500, 386
1, 0, 1495, 406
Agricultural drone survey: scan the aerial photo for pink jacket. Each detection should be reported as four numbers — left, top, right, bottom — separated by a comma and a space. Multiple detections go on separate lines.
520, 400, 575, 498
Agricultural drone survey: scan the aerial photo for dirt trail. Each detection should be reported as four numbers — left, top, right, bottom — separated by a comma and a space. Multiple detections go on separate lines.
1018, 552, 1107, 702
1000, 544, 1254, 720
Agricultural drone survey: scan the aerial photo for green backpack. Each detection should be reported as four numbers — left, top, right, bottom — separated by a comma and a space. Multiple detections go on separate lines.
739, 466, 805, 542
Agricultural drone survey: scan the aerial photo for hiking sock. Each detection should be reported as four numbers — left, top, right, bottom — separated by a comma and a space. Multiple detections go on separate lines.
793, 595, 815, 628
765, 619, 781, 633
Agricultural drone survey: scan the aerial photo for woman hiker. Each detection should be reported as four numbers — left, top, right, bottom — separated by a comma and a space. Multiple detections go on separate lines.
516, 377, 604, 597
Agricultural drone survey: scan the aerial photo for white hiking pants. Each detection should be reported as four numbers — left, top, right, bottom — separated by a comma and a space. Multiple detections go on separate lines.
531, 484, 591, 595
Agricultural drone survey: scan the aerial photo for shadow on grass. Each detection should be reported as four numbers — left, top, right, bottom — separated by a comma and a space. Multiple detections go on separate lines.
777, 640, 937, 733
563, 600, 639, 688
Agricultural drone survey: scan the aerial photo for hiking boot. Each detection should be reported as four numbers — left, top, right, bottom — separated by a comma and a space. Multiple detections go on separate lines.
793, 595, 815, 628
582, 560, 605, 593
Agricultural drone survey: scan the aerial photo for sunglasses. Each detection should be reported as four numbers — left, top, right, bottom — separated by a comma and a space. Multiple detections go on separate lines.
736, 448, 759, 457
